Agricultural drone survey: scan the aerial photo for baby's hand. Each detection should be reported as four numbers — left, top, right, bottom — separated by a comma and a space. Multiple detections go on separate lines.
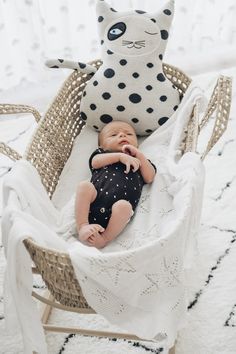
122, 144, 139, 157
119, 153, 140, 173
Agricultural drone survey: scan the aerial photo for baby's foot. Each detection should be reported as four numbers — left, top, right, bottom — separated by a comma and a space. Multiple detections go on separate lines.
78, 223, 104, 243
87, 233, 108, 249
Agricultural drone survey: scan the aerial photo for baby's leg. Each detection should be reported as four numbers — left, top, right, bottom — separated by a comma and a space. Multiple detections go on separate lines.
90, 200, 133, 249
75, 181, 104, 242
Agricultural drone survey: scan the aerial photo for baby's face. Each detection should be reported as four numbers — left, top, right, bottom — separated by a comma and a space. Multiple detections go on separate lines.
99, 121, 138, 152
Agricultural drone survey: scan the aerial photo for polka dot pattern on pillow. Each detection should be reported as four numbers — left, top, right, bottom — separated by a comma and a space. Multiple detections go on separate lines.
78, 0, 180, 136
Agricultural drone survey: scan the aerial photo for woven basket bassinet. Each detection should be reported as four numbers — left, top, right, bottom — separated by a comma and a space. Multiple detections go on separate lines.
0, 60, 232, 335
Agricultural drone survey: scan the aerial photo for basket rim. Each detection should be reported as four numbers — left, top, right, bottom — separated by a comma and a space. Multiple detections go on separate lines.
24, 238, 70, 258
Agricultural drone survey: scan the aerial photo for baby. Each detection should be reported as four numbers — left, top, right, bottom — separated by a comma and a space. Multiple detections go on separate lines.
75, 121, 156, 249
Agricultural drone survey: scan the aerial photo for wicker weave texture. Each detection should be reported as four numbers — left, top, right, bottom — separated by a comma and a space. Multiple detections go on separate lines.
23, 238, 91, 308
0, 142, 22, 161
0, 104, 42, 161
0, 103, 41, 122
24, 71, 87, 198
199, 76, 232, 159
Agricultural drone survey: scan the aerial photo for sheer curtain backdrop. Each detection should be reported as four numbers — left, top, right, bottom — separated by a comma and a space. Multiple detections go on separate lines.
0, 0, 236, 91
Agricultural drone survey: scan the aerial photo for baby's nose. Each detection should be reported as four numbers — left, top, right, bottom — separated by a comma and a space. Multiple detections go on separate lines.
119, 132, 126, 137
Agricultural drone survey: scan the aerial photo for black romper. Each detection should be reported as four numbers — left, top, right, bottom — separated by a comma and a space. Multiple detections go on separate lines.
88, 148, 156, 228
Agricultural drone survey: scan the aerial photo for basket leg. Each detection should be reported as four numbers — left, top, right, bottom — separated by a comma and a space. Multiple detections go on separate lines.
38, 290, 54, 324
42, 324, 154, 342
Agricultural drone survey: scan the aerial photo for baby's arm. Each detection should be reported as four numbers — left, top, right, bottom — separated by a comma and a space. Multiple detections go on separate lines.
122, 145, 156, 183
92, 152, 140, 173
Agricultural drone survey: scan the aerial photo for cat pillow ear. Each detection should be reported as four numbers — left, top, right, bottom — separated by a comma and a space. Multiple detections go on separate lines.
96, 0, 119, 39
151, 0, 175, 56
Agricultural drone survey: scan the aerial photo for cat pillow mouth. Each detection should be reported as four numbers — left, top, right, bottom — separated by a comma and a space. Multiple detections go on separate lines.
104, 16, 161, 56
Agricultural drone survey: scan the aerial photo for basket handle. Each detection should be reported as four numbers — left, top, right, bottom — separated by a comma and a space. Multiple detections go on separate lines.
0, 104, 41, 161
199, 75, 232, 160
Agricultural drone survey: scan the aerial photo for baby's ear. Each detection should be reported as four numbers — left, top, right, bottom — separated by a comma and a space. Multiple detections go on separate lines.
151, 0, 175, 55
96, 0, 119, 39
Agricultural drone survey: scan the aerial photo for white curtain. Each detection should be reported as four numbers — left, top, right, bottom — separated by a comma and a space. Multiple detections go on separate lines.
0, 0, 235, 91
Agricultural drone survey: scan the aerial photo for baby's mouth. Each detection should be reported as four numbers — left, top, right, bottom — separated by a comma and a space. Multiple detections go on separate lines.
119, 140, 129, 145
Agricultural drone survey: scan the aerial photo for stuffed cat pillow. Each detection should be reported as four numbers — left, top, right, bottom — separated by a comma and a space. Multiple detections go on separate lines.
46, 0, 180, 136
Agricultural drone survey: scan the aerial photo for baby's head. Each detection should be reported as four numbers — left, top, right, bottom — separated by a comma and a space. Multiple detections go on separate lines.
99, 121, 138, 152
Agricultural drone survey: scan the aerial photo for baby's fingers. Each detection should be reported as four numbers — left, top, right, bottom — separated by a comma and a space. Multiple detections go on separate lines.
132, 159, 140, 172
125, 162, 131, 174
132, 164, 139, 172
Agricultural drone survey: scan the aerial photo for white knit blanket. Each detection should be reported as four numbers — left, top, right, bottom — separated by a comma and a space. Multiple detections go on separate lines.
2, 83, 205, 353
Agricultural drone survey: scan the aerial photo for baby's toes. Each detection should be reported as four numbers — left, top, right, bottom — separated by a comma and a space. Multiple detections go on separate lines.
87, 238, 95, 245
96, 225, 105, 233
88, 234, 95, 241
